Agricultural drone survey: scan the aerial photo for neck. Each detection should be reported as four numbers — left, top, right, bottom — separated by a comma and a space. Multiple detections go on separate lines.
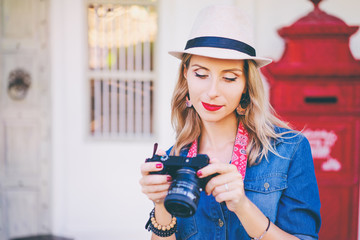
199, 115, 239, 152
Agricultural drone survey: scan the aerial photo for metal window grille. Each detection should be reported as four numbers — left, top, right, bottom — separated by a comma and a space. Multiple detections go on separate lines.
88, 2, 156, 137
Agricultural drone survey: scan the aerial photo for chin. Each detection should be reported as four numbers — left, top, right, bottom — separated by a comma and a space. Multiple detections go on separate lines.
199, 111, 237, 124
198, 114, 230, 123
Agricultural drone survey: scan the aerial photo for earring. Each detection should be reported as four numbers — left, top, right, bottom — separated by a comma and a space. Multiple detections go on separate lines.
236, 105, 246, 115
185, 96, 192, 108
236, 92, 250, 115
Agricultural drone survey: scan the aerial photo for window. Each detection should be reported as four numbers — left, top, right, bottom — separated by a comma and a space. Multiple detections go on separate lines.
87, 1, 157, 137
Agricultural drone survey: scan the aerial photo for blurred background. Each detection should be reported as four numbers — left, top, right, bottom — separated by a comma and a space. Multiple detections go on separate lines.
0, 0, 359, 239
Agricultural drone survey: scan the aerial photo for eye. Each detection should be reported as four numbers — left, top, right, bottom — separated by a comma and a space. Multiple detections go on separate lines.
223, 73, 238, 81
195, 72, 208, 79
224, 77, 237, 81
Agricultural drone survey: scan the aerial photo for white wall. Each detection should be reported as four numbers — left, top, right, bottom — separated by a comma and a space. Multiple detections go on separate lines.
50, 0, 360, 239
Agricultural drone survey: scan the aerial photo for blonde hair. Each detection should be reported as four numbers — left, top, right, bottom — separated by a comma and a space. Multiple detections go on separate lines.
170, 54, 291, 166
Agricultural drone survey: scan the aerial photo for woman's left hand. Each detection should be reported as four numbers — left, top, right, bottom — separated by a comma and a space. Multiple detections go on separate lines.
197, 158, 247, 213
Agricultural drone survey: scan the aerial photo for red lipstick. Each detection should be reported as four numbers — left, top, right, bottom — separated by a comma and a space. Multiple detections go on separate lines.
202, 102, 223, 111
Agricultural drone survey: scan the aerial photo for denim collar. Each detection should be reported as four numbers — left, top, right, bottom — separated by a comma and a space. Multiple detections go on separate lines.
272, 126, 288, 146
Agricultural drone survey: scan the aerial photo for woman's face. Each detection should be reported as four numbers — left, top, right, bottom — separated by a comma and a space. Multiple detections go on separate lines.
185, 55, 246, 124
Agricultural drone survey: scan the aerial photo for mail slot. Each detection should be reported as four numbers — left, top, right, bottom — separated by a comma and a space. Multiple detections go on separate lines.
261, 1, 360, 239
270, 81, 358, 114
304, 96, 337, 104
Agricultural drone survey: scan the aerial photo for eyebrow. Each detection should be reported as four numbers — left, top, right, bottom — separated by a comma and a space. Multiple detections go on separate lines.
223, 68, 243, 73
191, 64, 209, 70
190, 64, 243, 73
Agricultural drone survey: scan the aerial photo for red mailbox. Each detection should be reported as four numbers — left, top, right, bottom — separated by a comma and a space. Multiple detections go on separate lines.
262, 1, 360, 239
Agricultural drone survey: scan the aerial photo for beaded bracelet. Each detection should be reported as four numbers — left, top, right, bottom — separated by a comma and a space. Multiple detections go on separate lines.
145, 208, 177, 237
250, 217, 271, 240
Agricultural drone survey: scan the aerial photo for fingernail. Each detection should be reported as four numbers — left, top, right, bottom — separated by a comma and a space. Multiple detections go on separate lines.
156, 163, 163, 169
197, 171, 202, 177
167, 176, 172, 181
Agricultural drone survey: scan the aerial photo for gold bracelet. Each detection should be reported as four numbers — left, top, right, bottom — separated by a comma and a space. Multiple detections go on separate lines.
150, 214, 177, 231
145, 208, 177, 237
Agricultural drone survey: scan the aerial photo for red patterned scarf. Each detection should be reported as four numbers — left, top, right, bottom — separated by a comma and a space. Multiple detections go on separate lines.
186, 122, 249, 179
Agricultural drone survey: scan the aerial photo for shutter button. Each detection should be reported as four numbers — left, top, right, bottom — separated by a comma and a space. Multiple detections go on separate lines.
264, 182, 270, 190
218, 219, 224, 227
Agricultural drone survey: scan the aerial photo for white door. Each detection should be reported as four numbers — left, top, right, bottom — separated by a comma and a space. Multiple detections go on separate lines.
0, 0, 51, 239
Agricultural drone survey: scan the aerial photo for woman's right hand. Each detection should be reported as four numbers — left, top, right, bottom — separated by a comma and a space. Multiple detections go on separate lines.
139, 150, 172, 204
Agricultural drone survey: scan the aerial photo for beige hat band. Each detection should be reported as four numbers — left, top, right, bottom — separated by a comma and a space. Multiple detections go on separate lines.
185, 36, 256, 57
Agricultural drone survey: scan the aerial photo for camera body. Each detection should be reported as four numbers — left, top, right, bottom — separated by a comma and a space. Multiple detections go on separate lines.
146, 154, 215, 217
146, 154, 212, 188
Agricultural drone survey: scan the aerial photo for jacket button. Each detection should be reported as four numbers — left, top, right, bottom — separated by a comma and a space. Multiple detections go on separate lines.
218, 219, 224, 227
264, 182, 270, 190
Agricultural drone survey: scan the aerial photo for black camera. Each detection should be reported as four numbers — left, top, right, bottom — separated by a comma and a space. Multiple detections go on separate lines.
146, 154, 215, 217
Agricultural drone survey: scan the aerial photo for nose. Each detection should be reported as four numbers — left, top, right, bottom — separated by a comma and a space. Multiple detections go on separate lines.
207, 78, 220, 99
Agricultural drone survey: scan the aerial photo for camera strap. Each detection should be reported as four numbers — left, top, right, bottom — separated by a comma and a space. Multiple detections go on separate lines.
186, 122, 249, 180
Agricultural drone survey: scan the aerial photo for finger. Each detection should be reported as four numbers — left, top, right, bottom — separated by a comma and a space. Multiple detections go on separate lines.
212, 180, 244, 197
214, 191, 234, 203
140, 162, 164, 176
198, 162, 237, 179
142, 182, 171, 194
195, 157, 220, 178
211, 184, 229, 198
206, 171, 240, 195
139, 174, 171, 186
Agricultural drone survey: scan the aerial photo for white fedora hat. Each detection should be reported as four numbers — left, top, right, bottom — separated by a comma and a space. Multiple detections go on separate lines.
169, 5, 272, 68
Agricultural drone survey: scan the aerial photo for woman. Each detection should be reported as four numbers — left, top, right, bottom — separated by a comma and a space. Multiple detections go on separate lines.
140, 5, 321, 240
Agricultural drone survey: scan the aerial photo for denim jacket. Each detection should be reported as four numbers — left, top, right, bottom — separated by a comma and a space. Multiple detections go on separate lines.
168, 127, 321, 240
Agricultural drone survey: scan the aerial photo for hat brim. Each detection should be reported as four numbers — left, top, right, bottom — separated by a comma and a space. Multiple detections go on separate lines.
169, 47, 272, 68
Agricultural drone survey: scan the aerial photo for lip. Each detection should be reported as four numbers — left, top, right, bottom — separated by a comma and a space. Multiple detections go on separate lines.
202, 102, 223, 111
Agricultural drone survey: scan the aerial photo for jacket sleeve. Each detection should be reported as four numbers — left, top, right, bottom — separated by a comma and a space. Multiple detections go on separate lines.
275, 135, 321, 239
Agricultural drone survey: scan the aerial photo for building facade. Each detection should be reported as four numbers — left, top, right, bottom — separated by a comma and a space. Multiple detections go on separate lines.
0, 0, 359, 239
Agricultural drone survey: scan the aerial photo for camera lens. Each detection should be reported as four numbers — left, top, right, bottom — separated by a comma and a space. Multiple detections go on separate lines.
164, 168, 201, 217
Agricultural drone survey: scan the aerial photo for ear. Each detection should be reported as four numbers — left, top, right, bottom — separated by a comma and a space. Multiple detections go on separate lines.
242, 85, 248, 95
183, 64, 188, 79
